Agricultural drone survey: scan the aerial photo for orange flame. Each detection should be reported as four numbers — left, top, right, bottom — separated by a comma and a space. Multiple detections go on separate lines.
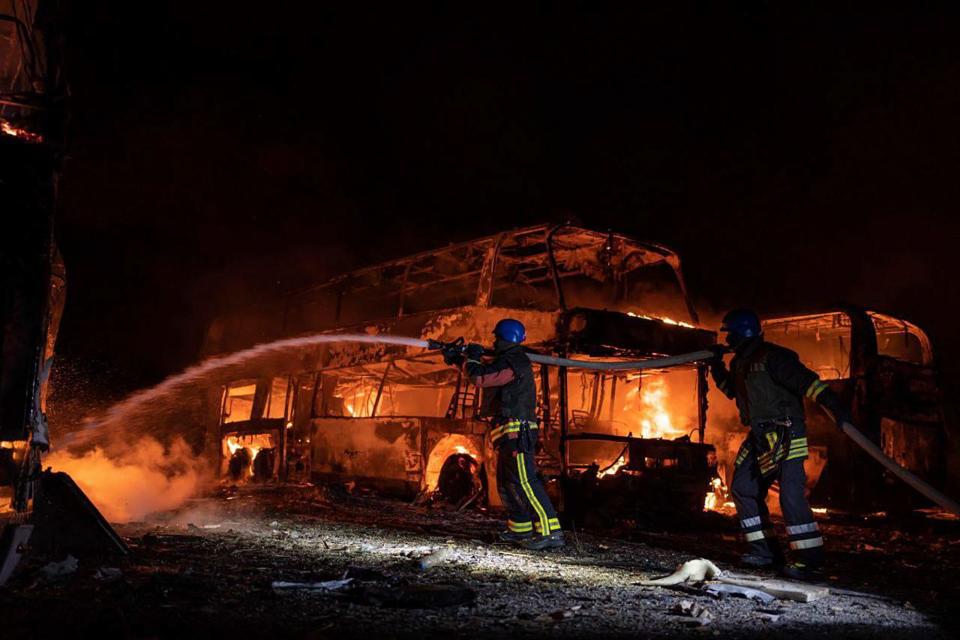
634, 377, 686, 440
598, 454, 626, 478
223, 433, 273, 478
703, 476, 736, 513
625, 311, 695, 328
0, 120, 43, 143
423, 436, 480, 491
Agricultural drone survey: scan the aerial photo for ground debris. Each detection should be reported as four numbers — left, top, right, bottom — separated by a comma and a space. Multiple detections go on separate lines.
705, 582, 776, 604
542, 604, 582, 622
671, 599, 713, 626
39, 555, 78, 579
93, 567, 123, 582
2, 485, 952, 638
639, 558, 721, 585
359, 582, 476, 608
417, 546, 456, 570
271, 578, 353, 593
342, 566, 388, 581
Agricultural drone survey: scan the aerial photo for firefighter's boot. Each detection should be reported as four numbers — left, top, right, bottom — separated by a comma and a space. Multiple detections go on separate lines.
740, 539, 784, 569
498, 530, 533, 544
524, 531, 565, 551
780, 561, 824, 582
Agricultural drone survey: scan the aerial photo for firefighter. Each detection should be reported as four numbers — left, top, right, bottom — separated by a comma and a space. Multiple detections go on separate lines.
442, 319, 564, 550
709, 309, 850, 581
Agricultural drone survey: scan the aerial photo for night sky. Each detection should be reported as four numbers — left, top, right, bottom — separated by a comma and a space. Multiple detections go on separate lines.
52, 4, 960, 423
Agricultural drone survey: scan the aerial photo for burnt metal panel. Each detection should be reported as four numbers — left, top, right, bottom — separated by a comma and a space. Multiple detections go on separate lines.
558, 308, 716, 358
310, 417, 423, 493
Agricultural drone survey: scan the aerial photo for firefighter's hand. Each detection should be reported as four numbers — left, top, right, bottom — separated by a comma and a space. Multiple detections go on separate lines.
442, 345, 465, 366
832, 406, 853, 430
465, 343, 484, 361
704, 345, 728, 363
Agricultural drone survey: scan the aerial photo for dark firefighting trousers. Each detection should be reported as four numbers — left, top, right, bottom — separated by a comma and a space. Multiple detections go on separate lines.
494, 421, 560, 536
730, 418, 824, 566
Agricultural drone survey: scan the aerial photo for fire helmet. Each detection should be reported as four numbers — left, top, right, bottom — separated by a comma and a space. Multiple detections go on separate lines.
720, 309, 762, 343
493, 318, 526, 343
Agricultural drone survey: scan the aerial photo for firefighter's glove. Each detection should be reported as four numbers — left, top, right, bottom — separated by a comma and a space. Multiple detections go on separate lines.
465, 343, 485, 362
817, 389, 852, 429
704, 345, 728, 364
442, 345, 465, 366
830, 404, 853, 430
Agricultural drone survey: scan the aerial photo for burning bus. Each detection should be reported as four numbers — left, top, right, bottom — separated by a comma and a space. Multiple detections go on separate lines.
199, 225, 719, 519
762, 309, 945, 513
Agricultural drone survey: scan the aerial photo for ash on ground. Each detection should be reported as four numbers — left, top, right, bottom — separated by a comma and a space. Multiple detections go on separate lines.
1, 485, 957, 639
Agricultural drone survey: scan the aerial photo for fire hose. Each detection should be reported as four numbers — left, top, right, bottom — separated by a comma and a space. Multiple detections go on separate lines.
74, 332, 960, 514
422, 337, 716, 370
819, 409, 960, 516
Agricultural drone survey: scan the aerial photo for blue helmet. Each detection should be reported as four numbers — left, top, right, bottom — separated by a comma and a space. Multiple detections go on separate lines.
493, 318, 526, 343
720, 309, 762, 340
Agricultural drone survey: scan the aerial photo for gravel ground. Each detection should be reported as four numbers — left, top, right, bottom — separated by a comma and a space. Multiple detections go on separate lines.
1, 485, 956, 639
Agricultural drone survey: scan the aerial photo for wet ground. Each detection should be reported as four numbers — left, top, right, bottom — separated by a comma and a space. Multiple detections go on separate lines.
2, 485, 959, 639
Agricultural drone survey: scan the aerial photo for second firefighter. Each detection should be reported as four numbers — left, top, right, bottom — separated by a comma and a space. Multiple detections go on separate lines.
710, 309, 850, 580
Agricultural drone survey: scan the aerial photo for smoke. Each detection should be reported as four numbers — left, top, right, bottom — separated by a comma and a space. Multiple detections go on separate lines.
45, 436, 210, 523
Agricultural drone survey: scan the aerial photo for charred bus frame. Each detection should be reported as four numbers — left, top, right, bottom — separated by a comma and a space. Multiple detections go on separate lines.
201, 225, 719, 516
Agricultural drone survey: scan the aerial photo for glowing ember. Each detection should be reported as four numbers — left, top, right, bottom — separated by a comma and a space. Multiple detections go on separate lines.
0, 119, 43, 143
811, 507, 829, 515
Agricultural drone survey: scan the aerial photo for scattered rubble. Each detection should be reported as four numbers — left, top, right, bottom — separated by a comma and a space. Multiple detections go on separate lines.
672, 600, 714, 626
706, 583, 776, 604
0, 485, 956, 638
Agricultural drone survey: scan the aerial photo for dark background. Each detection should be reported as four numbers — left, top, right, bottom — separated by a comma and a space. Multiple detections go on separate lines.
52, 4, 960, 432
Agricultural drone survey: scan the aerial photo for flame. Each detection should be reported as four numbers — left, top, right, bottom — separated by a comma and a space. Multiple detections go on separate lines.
598, 454, 626, 478
338, 379, 379, 417
626, 311, 695, 329
0, 119, 43, 143
423, 436, 481, 491
637, 377, 684, 439
223, 433, 273, 479
703, 476, 736, 513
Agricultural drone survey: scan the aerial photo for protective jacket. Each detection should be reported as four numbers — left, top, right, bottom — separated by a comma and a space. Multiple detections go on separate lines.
468, 344, 537, 421
712, 338, 832, 427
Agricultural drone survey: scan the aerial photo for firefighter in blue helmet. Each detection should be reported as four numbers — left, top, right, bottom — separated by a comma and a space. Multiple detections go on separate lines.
710, 309, 850, 581
442, 319, 564, 550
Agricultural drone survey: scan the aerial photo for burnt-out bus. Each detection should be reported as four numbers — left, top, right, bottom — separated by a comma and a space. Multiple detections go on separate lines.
199, 225, 719, 519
